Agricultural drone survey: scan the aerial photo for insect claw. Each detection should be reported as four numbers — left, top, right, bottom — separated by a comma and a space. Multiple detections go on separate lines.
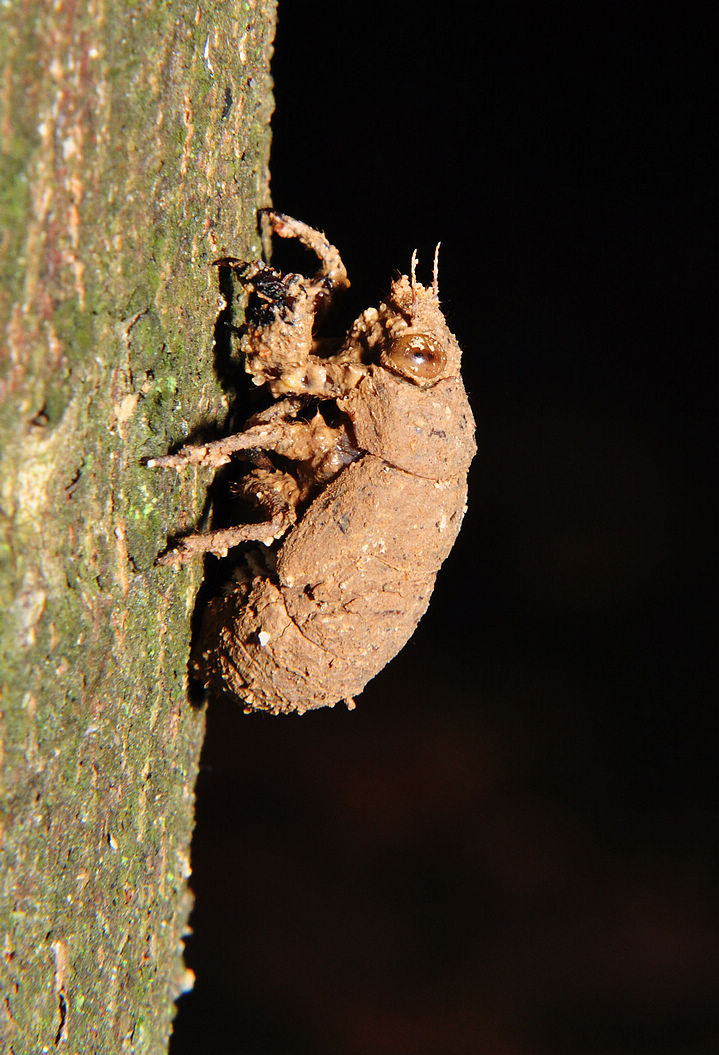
257, 206, 280, 220
212, 255, 247, 269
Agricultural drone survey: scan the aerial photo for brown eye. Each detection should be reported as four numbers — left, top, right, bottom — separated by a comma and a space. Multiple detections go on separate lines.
386, 333, 446, 382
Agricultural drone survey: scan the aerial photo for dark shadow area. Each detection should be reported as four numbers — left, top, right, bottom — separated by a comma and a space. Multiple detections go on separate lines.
171, 4, 715, 1053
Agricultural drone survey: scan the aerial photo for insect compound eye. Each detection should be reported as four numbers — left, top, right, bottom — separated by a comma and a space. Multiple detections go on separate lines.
385, 332, 447, 382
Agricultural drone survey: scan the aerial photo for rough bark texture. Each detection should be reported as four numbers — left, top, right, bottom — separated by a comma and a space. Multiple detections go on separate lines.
0, 1, 276, 1051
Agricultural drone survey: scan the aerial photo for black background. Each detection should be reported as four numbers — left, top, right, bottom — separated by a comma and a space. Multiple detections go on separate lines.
171, 4, 715, 1053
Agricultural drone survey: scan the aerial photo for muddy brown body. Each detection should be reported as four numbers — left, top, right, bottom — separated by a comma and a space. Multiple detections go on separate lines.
149, 214, 476, 713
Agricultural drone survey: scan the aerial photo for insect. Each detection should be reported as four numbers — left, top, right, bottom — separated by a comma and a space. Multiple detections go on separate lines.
149, 212, 476, 714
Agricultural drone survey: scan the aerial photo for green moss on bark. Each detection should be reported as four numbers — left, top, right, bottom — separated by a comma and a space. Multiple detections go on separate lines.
0, 1, 276, 1051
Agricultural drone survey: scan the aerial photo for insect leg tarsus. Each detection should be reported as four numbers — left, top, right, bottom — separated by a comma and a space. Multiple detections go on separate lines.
156, 473, 297, 566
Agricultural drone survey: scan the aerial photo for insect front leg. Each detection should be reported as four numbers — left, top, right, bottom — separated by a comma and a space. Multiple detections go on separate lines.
227, 213, 357, 398
262, 210, 349, 299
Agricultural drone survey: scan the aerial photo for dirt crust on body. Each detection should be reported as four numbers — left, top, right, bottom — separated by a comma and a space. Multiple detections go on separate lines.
150, 213, 476, 712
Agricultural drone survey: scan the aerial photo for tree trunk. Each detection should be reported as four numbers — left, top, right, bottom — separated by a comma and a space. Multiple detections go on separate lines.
0, 1, 276, 1050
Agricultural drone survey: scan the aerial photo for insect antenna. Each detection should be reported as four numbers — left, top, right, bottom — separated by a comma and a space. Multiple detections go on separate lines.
432, 242, 441, 299
410, 248, 419, 309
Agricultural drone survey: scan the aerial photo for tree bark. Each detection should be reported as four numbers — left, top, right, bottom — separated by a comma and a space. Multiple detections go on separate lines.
0, 1, 276, 1050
